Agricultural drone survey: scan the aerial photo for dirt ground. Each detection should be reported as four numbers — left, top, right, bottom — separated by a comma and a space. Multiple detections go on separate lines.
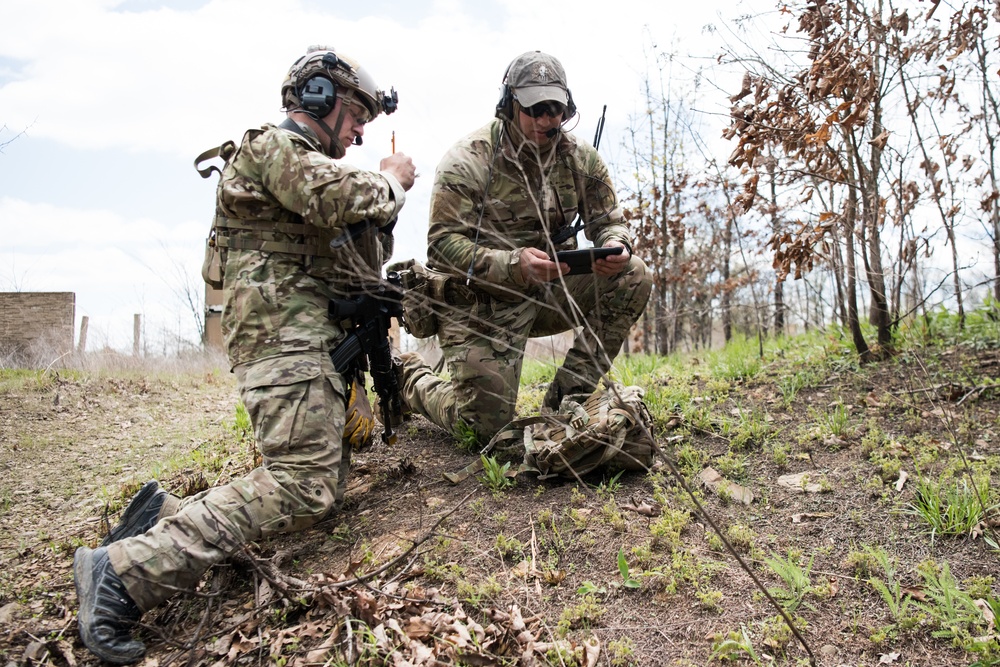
1, 343, 999, 666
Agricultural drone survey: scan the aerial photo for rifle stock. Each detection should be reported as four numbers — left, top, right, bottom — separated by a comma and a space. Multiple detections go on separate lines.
328, 277, 405, 444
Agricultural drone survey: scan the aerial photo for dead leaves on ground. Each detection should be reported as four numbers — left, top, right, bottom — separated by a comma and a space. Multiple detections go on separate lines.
162, 577, 602, 667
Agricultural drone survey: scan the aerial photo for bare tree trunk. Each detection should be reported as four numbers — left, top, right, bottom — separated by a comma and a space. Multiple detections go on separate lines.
655, 288, 669, 355
767, 159, 785, 335
858, 134, 892, 346
625, 123, 654, 355
642, 307, 653, 354
842, 150, 872, 361
722, 208, 733, 343
895, 35, 966, 328
831, 246, 847, 328
669, 195, 684, 351
133, 314, 141, 357
892, 219, 905, 322
974, 30, 1000, 303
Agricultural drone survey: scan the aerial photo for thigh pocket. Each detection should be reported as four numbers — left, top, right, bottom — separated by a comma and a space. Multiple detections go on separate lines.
238, 355, 335, 462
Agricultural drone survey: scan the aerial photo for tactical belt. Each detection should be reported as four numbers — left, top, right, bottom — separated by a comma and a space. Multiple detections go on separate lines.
212, 215, 338, 258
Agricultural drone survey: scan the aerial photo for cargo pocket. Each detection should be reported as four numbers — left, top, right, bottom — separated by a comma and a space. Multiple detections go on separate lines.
238, 355, 328, 461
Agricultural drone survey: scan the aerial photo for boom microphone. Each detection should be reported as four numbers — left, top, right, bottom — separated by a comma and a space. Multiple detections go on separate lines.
545, 128, 559, 138
354, 136, 363, 146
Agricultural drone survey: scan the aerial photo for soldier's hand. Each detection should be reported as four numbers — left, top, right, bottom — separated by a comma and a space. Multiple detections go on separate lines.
519, 247, 566, 285
381, 153, 417, 191
594, 241, 630, 277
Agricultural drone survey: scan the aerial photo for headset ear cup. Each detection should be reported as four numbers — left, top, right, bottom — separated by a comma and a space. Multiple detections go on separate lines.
495, 84, 513, 120
298, 75, 338, 117
566, 89, 577, 120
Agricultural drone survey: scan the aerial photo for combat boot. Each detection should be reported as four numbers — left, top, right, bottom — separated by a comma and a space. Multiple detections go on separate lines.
100, 480, 168, 546
73, 546, 145, 664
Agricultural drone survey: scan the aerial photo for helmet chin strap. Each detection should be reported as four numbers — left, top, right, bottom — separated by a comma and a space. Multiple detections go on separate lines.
315, 112, 348, 159
292, 89, 360, 159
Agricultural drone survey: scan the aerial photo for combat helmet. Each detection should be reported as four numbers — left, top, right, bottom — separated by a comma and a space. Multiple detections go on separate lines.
281, 45, 397, 157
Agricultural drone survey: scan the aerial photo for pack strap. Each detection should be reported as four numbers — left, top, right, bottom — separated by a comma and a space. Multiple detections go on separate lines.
194, 141, 236, 180
482, 416, 553, 455
443, 458, 483, 485
443, 416, 554, 485
216, 218, 313, 235
442, 455, 526, 485
215, 235, 334, 257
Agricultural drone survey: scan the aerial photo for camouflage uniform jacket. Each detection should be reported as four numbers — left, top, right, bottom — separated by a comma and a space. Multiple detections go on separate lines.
427, 119, 632, 301
217, 121, 405, 366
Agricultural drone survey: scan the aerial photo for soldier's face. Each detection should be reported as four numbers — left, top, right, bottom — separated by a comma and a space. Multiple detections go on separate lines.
334, 98, 369, 152
517, 102, 564, 146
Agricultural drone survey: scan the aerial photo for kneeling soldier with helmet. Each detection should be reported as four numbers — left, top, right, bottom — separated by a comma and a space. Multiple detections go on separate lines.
73, 45, 416, 664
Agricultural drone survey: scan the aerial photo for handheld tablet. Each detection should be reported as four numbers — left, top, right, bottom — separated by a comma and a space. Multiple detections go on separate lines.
552, 246, 625, 275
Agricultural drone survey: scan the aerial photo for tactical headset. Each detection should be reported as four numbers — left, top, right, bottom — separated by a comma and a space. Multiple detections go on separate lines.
297, 53, 347, 119
495, 61, 577, 121
290, 50, 398, 119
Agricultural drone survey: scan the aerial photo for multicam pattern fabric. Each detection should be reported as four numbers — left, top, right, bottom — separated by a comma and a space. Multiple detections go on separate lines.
108, 353, 348, 610
426, 119, 633, 300
402, 119, 652, 443
402, 260, 651, 441
105, 122, 402, 611
218, 122, 399, 366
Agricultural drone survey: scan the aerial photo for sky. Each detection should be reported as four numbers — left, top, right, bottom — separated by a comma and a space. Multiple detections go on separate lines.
0, 0, 760, 353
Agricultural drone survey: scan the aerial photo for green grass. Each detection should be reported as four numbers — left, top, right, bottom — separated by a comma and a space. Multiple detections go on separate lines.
812, 401, 854, 440
706, 335, 764, 382
478, 454, 515, 495
776, 367, 822, 406
764, 551, 815, 614
611, 353, 673, 386
905, 474, 997, 543
730, 404, 770, 451
902, 303, 1000, 351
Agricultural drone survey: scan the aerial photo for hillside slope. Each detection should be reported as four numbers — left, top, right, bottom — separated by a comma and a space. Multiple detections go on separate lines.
1, 323, 999, 666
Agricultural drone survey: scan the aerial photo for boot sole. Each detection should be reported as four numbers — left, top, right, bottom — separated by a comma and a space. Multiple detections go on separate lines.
100, 481, 164, 546
73, 548, 145, 665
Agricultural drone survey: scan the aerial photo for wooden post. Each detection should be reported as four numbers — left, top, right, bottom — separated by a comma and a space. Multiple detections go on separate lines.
78, 316, 89, 353
204, 285, 224, 348
133, 314, 141, 357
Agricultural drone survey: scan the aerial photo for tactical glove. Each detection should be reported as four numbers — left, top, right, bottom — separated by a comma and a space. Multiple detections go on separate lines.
344, 377, 376, 449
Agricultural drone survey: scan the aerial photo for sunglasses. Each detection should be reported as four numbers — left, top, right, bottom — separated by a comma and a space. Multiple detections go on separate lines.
338, 95, 372, 125
519, 100, 566, 118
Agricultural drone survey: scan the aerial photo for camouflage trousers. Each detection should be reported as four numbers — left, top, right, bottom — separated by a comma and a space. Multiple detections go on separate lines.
401, 255, 651, 444
107, 352, 349, 611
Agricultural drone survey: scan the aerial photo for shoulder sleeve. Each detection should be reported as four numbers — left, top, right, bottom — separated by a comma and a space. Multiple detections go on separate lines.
427, 123, 528, 288
253, 128, 402, 231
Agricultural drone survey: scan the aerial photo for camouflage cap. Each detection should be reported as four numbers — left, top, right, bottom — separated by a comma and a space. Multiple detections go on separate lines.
505, 51, 569, 107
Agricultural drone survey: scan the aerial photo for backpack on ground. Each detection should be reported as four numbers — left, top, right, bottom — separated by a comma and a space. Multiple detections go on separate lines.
445, 382, 657, 484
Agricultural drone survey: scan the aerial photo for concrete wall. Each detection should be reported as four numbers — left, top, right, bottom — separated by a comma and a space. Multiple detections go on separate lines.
0, 292, 75, 353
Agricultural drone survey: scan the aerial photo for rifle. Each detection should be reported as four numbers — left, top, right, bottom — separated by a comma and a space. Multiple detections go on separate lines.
328, 275, 405, 445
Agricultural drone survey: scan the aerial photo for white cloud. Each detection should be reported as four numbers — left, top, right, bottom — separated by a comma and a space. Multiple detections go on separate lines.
1, 0, 740, 155
2, 0, 749, 353
0, 196, 205, 346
